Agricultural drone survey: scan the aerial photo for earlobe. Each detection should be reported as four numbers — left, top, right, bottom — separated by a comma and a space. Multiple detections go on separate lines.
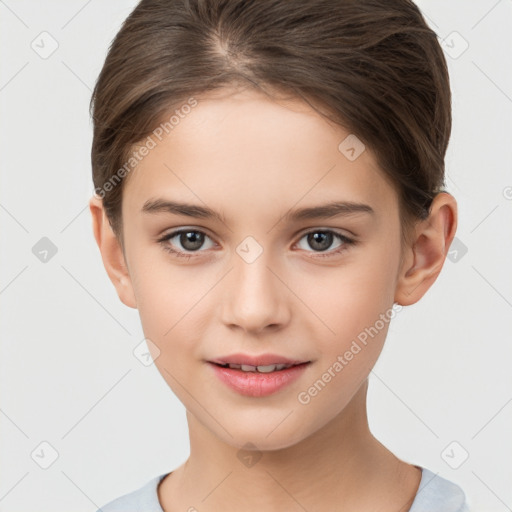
89, 195, 138, 309
394, 192, 457, 306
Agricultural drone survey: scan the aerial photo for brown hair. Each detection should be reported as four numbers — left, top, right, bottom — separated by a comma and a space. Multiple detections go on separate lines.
90, 0, 451, 250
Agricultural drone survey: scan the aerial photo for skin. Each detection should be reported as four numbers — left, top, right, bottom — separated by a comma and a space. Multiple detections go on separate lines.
89, 86, 457, 512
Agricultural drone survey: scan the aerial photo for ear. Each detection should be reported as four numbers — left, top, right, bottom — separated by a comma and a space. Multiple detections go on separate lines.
394, 192, 458, 306
89, 195, 137, 309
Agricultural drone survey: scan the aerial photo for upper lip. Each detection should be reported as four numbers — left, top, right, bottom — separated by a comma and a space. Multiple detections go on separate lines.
208, 353, 310, 367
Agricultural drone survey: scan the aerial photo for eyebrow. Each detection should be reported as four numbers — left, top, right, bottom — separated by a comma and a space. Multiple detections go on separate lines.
141, 198, 375, 223
142, 198, 228, 223
283, 201, 375, 221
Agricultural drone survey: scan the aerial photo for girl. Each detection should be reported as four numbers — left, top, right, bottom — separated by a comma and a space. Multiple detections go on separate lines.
89, 0, 469, 510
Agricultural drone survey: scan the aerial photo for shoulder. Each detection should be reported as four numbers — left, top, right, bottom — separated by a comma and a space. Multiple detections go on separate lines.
409, 467, 470, 512
96, 473, 169, 512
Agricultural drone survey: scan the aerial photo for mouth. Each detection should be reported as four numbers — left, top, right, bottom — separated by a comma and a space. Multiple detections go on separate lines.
208, 352, 311, 370
208, 361, 312, 398
206, 356, 312, 397
210, 361, 309, 373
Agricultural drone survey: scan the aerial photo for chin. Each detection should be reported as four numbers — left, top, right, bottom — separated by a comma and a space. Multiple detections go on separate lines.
215, 421, 311, 453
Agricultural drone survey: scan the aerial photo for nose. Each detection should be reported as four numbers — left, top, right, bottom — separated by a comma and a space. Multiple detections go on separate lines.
220, 248, 291, 334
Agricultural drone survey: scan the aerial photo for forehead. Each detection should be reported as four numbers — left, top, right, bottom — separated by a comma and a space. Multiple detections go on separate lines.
122, 87, 399, 223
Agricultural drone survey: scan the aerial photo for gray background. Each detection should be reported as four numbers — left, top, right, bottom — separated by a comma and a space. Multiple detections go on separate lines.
1, 1, 511, 510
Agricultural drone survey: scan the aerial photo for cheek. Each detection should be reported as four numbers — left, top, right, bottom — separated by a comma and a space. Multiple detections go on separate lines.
129, 247, 205, 321
294, 268, 397, 422
301, 255, 398, 336
295, 240, 400, 374
129, 256, 218, 365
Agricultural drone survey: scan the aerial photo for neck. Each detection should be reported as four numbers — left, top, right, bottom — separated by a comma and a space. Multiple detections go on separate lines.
159, 380, 421, 512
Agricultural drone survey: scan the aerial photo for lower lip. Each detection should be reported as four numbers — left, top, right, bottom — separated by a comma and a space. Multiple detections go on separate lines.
208, 362, 310, 397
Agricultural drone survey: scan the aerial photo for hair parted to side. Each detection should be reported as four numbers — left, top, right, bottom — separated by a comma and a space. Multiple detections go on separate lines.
90, 0, 452, 250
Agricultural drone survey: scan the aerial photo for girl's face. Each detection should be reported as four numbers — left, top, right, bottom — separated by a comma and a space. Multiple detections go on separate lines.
119, 87, 406, 450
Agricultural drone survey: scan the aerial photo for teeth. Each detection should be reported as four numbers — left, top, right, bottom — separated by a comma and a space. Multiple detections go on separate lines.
256, 364, 289, 373
225, 363, 292, 372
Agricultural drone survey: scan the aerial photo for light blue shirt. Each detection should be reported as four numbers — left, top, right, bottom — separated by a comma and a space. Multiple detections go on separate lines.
97, 466, 470, 511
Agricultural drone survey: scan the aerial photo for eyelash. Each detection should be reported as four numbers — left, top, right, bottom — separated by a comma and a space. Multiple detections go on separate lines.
157, 228, 356, 260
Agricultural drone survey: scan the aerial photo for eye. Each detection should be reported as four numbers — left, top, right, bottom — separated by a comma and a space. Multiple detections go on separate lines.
295, 229, 355, 257
157, 227, 356, 260
157, 228, 215, 258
